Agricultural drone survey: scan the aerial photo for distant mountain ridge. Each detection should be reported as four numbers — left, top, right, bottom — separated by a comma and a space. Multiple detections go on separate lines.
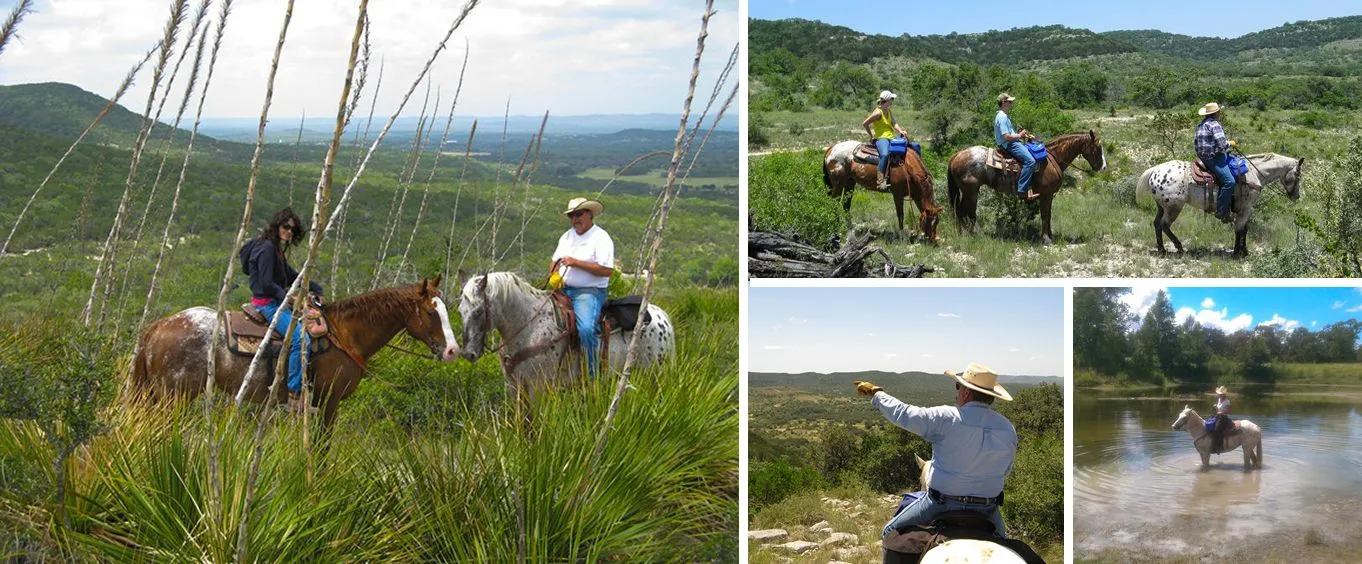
749, 15, 1362, 65
0, 82, 209, 147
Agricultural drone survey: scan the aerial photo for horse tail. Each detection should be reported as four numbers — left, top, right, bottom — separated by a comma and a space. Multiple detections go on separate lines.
822, 157, 831, 190
1134, 167, 1156, 207
129, 328, 152, 398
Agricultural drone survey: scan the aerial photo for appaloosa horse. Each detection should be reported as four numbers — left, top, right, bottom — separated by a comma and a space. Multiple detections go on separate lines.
1172, 405, 1264, 470
1139, 153, 1303, 258
456, 272, 675, 406
131, 276, 459, 427
822, 141, 942, 241
947, 131, 1106, 244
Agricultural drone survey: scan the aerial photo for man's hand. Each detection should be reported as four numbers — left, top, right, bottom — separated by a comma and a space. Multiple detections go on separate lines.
561, 256, 577, 268
1228, 139, 1238, 150
855, 381, 883, 396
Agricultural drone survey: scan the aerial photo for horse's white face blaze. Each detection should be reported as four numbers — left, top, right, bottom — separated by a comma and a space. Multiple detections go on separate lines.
432, 297, 459, 361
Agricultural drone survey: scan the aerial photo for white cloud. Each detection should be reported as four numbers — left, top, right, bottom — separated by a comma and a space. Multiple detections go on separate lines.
763, 345, 783, 350
1201, 297, 1215, 308
1347, 305, 1362, 313
1029, 355, 1045, 361
0, 0, 739, 117
884, 353, 897, 358
1009, 348, 1020, 353
1176, 306, 1254, 333
788, 316, 809, 324
1333, 301, 1347, 310
1258, 313, 1302, 332
866, 332, 876, 337
1312, 320, 1319, 327
938, 313, 961, 318
1120, 285, 1166, 321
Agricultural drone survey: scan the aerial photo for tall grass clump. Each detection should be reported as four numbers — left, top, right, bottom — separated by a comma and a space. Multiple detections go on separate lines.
748, 149, 843, 249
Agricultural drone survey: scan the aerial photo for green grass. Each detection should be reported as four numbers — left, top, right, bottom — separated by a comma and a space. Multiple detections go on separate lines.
0, 285, 738, 561
749, 107, 1345, 277
1271, 362, 1362, 383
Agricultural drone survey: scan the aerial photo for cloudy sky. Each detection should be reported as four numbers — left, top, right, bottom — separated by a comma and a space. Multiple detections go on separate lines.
749, 286, 1063, 376
1119, 286, 1362, 334
0, 0, 738, 118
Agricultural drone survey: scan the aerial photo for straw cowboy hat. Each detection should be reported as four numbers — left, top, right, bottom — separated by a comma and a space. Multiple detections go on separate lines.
1198, 102, 1222, 116
563, 197, 604, 216
997, 92, 1016, 103
1215, 386, 1228, 395
945, 362, 1013, 401
878, 90, 897, 102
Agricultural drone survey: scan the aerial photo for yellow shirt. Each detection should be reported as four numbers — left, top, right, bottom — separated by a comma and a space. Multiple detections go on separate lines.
871, 107, 896, 139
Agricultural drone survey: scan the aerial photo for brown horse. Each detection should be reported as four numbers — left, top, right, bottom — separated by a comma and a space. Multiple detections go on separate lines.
823, 140, 942, 241
946, 130, 1105, 244
130, 276, 459, 428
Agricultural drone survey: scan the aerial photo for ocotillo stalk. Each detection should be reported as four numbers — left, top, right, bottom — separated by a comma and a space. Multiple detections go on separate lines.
236, 0, 365, 560
396, 50, 469, 284
81, 0, 189, 327
443, 120, 477, 281
287, 111, 305, 206
372, 79, 434, 288
331, 46, 378, 296
236, 0, 482, 404
1, 47, 154, 257
0, 0, 33, 59
208, 0, 294, 406
592, 0, 716, 466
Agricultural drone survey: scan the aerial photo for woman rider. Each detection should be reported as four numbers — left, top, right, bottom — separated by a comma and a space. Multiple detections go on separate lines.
240, 207, 324, 411
1209, 385, 1232, 452
862, 90, 910, 190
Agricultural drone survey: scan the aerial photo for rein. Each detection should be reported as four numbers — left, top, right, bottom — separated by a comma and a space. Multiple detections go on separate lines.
471, 274, 570, 374
317, 307, 368, 372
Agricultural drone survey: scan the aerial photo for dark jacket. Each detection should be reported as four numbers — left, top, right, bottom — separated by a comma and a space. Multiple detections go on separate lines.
240, 238, 323, 303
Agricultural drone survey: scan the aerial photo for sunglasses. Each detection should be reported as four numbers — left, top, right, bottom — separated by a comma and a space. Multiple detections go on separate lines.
567, 210, 588, 218
282, 224, 299, 232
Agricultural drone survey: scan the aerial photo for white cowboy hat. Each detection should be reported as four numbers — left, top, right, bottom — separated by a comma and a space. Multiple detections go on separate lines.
945, 362, 1013, 401
997, 92, 1016, 103
1215, 386, 1228, 395
1198, 102, 1222, 116
563, 197, 604, 216
878, 90, 897, 102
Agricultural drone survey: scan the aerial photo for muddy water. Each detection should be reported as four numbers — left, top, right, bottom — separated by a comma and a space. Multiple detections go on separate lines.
1074, 388, 1362, 562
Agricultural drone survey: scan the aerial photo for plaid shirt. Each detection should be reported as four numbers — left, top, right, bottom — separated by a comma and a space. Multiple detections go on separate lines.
1194, 117, 1229, 162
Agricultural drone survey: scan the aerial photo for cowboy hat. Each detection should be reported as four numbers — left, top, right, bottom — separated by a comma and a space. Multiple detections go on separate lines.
997, 92, 1016, 103
563, 197, 604, 216
1198, 102, 1222, 116
945, 362, 1013, 401
1215, 386, 1228, 395
877, 90, 897, 102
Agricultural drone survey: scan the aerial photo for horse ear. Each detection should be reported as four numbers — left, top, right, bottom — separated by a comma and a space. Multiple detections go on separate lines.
915, 453, 926, 467
1089, 129, 1096, 140
1298, 157, 1305, 168
457, 268, 469, 289
418, 278, 431, 298
431, 273, 442, 289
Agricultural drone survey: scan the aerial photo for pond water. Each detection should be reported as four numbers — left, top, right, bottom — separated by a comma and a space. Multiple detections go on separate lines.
1074, 386, 1362, 561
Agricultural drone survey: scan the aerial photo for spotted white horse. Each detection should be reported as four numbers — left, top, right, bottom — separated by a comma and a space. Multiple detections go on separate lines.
1138, 153, 1303, 258
456, 271, 675, 405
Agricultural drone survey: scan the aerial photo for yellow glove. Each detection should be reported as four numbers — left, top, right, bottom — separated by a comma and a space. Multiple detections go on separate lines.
855, 381, 883, 396
1228, 140, 1238, 150
547, 271, 565, 291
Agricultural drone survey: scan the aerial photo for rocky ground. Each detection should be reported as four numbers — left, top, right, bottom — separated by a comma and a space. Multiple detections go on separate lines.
748, 494, 902, 564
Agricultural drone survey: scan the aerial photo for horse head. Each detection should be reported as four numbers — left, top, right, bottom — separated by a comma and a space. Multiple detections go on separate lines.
402, 274, 460, 362
1082, 129, 1105, 172
919, 205, 941, 242
1172, 404, 1194, 430
915, 453, 931, 490
456, 270, 492, 363
1284, 157, 1305, 201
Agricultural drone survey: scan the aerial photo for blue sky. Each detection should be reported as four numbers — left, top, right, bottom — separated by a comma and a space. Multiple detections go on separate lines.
749, 0, 1359, 38
1119, 286, 1362, 333
749, 286, 1063, 376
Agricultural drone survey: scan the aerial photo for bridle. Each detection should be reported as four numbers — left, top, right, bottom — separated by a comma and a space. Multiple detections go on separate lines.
465, 273, 568, 373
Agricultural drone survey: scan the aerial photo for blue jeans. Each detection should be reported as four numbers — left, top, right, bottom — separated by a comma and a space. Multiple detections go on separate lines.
564, 287, 607, 378
1206, 153, 1236, 216
255, 301, 307, 393
882, 491, 1006, 540
875, 138, 892, 177
1002, 141, 1036, 193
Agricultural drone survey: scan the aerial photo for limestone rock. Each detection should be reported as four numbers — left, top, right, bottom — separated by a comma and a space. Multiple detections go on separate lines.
772, 540, 819, 554
749, 529, 788, 542
820, 532, 859, 548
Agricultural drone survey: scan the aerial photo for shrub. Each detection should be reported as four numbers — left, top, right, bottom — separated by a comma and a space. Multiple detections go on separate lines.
747, 149, 844, 251
749, 459, 825, 510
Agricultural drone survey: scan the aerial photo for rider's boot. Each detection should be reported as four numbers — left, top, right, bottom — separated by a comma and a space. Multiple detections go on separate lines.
877, 171, 889, 190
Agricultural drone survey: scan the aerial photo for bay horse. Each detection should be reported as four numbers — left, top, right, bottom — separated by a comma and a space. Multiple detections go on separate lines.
130, 276, 460, 428
947, 131, 1106, 244
455, 272, 675, 406
1138, 153, 1303, 258
1172, 405, 1263, 471
822, 141, 942, 241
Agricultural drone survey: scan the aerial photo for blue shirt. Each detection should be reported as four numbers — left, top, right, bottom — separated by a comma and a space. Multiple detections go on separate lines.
872, 392, 1017, 498
993, 110, 1015, 148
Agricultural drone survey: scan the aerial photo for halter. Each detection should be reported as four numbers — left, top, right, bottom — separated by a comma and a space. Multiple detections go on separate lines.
1237, 152, 1297, 204
467, 273, 571, 374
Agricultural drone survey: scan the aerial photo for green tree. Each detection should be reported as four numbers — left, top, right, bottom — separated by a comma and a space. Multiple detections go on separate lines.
1151, 111, 1191, 158
1135, 290, 1179, 378
1073, 288, 1131, 377
810, 63, 878, 111
1130, 67, 1180, 108
819, 425, 859, 482
1053, 63, 1108, 108
1242, 335, 1275, 384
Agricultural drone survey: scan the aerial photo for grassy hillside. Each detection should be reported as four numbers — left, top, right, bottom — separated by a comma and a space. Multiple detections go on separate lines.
0, 82, 205, 147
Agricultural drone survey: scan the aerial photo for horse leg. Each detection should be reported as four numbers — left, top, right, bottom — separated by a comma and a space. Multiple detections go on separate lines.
1153, 206, 1167, 253
1200, 449, 1211, 469
841, 183, 855, 231
1040, 194, 1055, 245
894, 192, 907, 233
1163, 205, 1185, 253
1234, 224, 1249, 258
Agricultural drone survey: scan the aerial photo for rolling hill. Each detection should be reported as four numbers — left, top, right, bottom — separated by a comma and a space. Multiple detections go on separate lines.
0, 82, 208, 148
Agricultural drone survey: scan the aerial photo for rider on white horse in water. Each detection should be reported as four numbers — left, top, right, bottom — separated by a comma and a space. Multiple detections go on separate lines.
1208, 385, 1232, 453
862, 90, 911, 190
1195, 102, 1239, 223
856, 363, 1018, 547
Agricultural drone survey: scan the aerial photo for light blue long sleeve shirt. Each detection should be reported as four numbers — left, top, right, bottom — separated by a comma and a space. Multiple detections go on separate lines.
872, 391, 1017, 498
993, 110, 1015, 147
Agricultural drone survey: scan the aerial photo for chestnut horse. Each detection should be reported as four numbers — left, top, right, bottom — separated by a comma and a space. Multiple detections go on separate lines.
130, 276, 460, 428
823, 141, 942, 241
946, 130, 1106, 244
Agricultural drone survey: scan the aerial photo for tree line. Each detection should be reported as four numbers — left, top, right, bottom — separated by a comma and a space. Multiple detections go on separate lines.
1074, 288, 1362, 386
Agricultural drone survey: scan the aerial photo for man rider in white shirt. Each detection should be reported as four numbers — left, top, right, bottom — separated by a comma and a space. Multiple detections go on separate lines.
550, 197, 615, 378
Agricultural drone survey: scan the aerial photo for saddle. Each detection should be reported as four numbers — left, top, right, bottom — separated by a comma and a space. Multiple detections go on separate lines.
882, 510, 1046, 564
852, 142, 902, 168
986, 148, 1023, 174
226, 304, 331, 359
545, 292, 654, 370
1192, 158, 1253, 213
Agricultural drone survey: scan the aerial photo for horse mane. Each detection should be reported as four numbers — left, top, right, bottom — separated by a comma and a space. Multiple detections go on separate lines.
484, 271, 547, 303
325, 283, 426, 326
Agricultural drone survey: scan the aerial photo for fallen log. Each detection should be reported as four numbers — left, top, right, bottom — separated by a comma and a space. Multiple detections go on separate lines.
748, 229, 933, 278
